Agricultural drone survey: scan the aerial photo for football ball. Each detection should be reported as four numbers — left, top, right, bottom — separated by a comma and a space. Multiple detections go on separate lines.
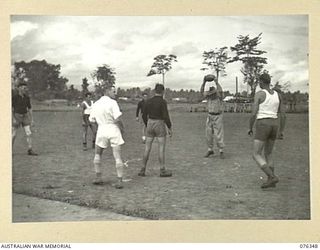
204, 74, 216, 82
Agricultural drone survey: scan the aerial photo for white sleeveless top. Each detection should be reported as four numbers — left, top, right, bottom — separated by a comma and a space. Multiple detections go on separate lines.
82, 100, 94, 115
257, 89, 279, 119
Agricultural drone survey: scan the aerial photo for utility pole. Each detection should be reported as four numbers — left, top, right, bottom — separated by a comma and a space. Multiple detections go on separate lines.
235, 76, 238, 112
236, 76, 238, 96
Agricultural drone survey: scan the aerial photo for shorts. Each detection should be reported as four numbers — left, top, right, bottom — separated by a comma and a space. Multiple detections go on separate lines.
13, 113, 31, 128
254, 118, 278, 141
146, 119, 167, 138
95, 124, 124, 148
82, 114, 93, 127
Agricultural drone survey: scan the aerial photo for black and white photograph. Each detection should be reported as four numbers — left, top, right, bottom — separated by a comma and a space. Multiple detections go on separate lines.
10, 15, 310, 223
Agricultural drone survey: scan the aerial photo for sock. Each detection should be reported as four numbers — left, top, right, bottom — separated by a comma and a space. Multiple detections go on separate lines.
270, 166, 275, 174
93, 154, 101, 174
261, 164, 274, 178
26, 136, 32, 149
115, 159, 124, 178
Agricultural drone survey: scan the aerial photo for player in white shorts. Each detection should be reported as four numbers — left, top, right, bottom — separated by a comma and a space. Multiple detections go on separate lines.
89, 86, 125, 189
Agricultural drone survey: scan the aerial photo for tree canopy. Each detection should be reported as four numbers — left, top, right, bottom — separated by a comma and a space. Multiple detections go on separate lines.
91, 64, 116, 97
147, 54, 177, 85
229, 33, 267, 96
201, 47, 230, 81
13, 60, 68, 99
81, 77, 89, 95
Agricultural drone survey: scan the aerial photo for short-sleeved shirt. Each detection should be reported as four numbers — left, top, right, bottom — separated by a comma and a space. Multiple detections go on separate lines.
12, 93, 31, 114
89, 96, 124, 148
89, 96, 122, 126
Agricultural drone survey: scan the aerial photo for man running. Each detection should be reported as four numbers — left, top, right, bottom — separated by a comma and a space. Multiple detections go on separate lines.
248, 72, 286, 188
12, 82, 37, 156
89, 86, 125, 189
138, 83, 173, 177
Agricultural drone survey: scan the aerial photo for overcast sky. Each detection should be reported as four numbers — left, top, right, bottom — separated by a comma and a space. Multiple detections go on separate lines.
10, 15, 308, 93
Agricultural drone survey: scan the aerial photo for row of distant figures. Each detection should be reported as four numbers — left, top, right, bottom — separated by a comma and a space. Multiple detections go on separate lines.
189, 102, 309, 113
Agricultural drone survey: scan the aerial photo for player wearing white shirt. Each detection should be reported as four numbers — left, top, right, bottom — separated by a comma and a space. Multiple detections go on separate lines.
248, 72, 286, 189
81, 92, 96, 151
89, 86, 125, 189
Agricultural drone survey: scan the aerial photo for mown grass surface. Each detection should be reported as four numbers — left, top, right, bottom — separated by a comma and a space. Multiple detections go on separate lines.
12, 104, 310, 220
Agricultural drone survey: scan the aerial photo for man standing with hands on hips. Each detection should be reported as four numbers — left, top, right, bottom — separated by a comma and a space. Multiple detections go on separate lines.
200, 74, 225, 159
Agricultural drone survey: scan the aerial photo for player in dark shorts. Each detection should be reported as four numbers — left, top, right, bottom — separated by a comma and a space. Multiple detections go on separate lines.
248, 72, 286, 188
138, 83, 173, 177
12, 82, 37, 155
135, 92, 148, 143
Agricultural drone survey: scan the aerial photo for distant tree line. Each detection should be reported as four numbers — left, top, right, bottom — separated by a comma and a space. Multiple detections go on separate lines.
116, 87, 233, 103
11, 59, 308, 106
12, 32, 308, 106
12, 60, 69, 100
116, 87, 308, 106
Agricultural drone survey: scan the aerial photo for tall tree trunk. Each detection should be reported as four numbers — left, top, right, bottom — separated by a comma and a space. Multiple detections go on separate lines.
250, 85, 256, 98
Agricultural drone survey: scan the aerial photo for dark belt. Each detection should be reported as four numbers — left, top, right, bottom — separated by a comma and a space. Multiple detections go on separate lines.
208, 112, 221, 115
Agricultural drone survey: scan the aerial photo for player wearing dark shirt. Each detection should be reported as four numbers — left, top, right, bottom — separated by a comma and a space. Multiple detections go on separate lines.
135, 93, 148, 143
138, 83, 173, 177
12, 82, 37, 155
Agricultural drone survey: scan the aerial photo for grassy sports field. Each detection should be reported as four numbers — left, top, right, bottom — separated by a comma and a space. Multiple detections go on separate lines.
12, 104, 310, 220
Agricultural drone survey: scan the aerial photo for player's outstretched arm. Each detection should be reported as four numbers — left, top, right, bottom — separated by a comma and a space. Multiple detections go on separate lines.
214, 79, 224, 99
248, 91, 263, 135
200, 79, 206, 96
